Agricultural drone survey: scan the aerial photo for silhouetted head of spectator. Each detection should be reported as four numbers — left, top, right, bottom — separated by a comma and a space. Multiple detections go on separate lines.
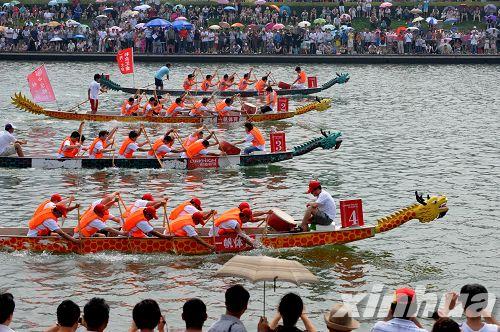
278, 293, 303, 327
432, 318, 461, 332
460, 284, 489, 317
57, 300, 81, 329
182, 298, 207, 331
0, 293, 15, 326
225, 284, 250, 318
133, 299, 162, 331
83, 297, 109, 332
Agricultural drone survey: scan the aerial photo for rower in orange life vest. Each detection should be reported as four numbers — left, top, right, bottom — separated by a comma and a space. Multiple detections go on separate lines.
122, 193, 168, 218
86, 191, 122, 223
122, 205, 171, 239
292, 66, 307, 89
232, 122, 266, 155
260, 86, 277, 113
180, 134, 220, 159
238, 72, 256, 91
200, 74, 217, 92
27, 203, 80, 243
141, 97, 163, 116
182, 127, 214, 148
148, 130, 184, 159
215, 98, 240, 117
189, 97, 211, 117
165, 97, 186, 117
220, 201, 272, 223
74, 202, 126, 238
254, 76, 269, 94
208, 208, 256, 248
88, 128, 117, 159
183, 73, 198, 92
169, 197, 203, 220
121, 95, 142, 116
57, 121, 86, 158
33, 193, 78, 217
167, 210, 217, 251
218, 74, 236, 91
118, 130, 149, 159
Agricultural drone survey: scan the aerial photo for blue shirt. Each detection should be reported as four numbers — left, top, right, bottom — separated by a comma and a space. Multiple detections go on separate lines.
155, 66, 170, 80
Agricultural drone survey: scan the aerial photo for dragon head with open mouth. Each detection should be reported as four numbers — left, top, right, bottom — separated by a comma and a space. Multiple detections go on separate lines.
414, 191, 449, 223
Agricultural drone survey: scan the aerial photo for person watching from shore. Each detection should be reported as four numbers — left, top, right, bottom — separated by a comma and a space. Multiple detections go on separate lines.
0, 123, 26, 158
0, 292, 15, 332
182, 298, 208, 332
45, 300, 81, 332
265, 293, 317, 332
208, 284, 250, 332
129, 299, 166, 332
82, 298, 109, 332
155, 63, 171, 91
300, 180, 336, 232
371, 287, 426, 332
324, 303, 359, 332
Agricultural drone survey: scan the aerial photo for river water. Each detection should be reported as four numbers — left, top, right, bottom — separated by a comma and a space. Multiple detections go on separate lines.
0, 61, 498, 331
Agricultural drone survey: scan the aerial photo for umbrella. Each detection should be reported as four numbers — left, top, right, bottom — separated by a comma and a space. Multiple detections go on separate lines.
145, 18, 171, 28
322, 24, 335, 31
268, 4, 279, 11
9, 0, 19, 4
133, 4, 150, 11
255, 0, 265, 4
219, 21, 230, 28
217, 0, 229, 4
442, 6, 455, 12
74, 34, 86, 39
380, 2, 392, 8
135, 22, 145, 29
265, 22, 274, 31
484, 4, 496, 14
486, 27, 498, 34
247, 23, 258, 30
280, 5, 291, 14
47, 21, 61, 27
216, 255, 318, 315
224, 6, 236, 11
66, 19, 80, 27
175, 16, 187, 21
313, 18, 326, 25
298, 21, 311, 28
172, 19, 192, 31
56, 0, 68, 3
95, 0, 106, 2
231, 22, 244, 28
410, 8, 422, 14
340, 13, 351, 21
79, 24, 89, 30
407, 26, 419, 31
110, 25, 122, 30
273, 23, 284, 30
48, 0, 58, 5
95, 14, 108, 19
209, 24, 221, 30
103, 7, 115, 12
121, 10, 138, 18
49, 37, 63, 42
172, 4, 184, 11
412, 16, 424, 23
444, 18, 458, 24
485, 14, 497, 21
426, 17, 438, 25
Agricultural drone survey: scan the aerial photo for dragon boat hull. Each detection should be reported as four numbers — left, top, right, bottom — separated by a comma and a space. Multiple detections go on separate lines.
0, 226, 375, 255
11, 93, 331, 124
100, 74, 350, 97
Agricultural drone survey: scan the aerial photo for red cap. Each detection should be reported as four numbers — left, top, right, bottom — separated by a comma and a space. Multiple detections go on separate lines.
143, 206, 158, 220
54, 203, 68, 218
394, 288, 416, 304
93, 203, 108, 217
142, 193, 154, 201
51, 194, 63, 203
238, 202, 250, 211
240, 208, 253, 220
191, 197, 202, 209
307, 180, 321, 194
192, 211, 204, 225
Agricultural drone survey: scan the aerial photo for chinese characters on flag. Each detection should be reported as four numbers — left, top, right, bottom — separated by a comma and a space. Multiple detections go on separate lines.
116, 48, 134, 74
27, 65, 56, 103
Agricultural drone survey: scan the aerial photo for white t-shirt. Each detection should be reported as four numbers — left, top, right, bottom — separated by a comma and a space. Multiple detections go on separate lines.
209, 219, 238, 236
316, 190, 336, 221
461, 322, 499, 332
89, 140, 103, 159
0, 324, 16, 332
74, 219, 107, 238
148, 144, 172, 159
244, 133, 265, 151
180, 149, 209, 158
27, 218, 60, 237
89, 81, 100, 100
0, 131, 16, 154
120, 142, 138, 158
44, 202, 56, 210
126, 220, 153, 237
130, 199, 149, 213
182, 225, 198, 237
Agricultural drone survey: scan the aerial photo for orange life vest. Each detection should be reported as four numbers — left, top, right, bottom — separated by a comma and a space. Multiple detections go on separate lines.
191, 101, 205, 116
183, 134, 198, 147
169, 200, 191, 220
255, 80, 266, 93
119, 137, 136, 158
238, 79, 249, 91
185, 139, 206, 158
88, 138, 108, 159
122, 208, 152, 238
34, 199, 52, 217
28, 208, 59, 236
166, 101, 183, 116
58, 137, 79, 158
215, 101, 229, 116
143, 102, 162, 116
250, 127, 265, 147
121, 100, 139, 115
266, 91, 277, 107
214, 212, 242, 235
169, 214, 196, 236
148, 137, 172, 158
183, 78, 195, 91
74, 209, 108, 237
201, 79, 212, 91
298, 71, 307, 84
218, 79, 229, 91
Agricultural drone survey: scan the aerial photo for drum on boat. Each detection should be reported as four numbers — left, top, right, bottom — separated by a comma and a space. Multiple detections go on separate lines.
278, 82, 291, 90
241, 102, 257, 115
218, 141, 241, 155
267, 208, 297, 232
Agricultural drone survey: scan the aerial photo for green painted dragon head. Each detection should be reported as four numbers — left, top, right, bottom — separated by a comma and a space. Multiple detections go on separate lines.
100, 77, 121, 91
292, 130, 342, 157
414, 191, 449, 223
321, 73, 350, 90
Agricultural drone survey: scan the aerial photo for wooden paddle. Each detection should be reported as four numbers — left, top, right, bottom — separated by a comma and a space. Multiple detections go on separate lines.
140, 125, 164, 168
163, 204, 178, 254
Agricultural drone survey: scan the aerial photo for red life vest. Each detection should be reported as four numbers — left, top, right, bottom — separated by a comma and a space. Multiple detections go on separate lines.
183, 78, 195, 91
169, 214, 196, 236
185, 139, 206, 158
191, 101, 205, 116
74, 209, 108, 237
33, 199, 52, 217
166, 101, 183, 116
28, 208, 59, 236
238, 79, 249, 91
250, 127, 265, 147
214, 212, 242, 235
119, 138, 136, 158
169, 200, 191, 220
122, 208, 152, 238
298, 71, 307, 84
201, 79, 211, 91
58, 137, 79, 158
255, 80, 266, 93
88, 138, 108, 159
148, 137, 172, 158
215, 101, 229, 116
265, 91, 277, 107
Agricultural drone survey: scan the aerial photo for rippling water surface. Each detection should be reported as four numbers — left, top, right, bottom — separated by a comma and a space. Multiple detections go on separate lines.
0, 61, 498, 331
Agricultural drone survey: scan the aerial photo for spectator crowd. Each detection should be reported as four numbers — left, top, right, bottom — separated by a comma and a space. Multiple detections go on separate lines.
0, 0, 498, 55
0, 283, 499, 331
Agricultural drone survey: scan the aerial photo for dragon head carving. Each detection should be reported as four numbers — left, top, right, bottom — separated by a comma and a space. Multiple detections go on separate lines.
414, 191, 449, 223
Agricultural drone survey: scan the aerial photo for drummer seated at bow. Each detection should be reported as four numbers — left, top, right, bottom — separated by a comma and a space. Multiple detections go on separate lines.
299, 180, 336, 232
167, 210, 216, 251
121, 95, 142, 116
148, 130, 184, 159
180, 134, 220, 159
260, 86, 277, 114
209, 208, 257, 248
56, 122, 86, 159
218, 74, 236, 91
27, 203, 80, 243
74, 202, 126, 238
222, 201, 271, 223
118, 129, 149, 159
169, 197, 203, 220
88, 128, 117, 159
291, 66, 307, 89
232, 122, 266, 155
122, 205, 171, 239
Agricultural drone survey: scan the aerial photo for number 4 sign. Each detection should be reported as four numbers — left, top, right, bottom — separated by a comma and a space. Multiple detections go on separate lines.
340, 199, 364, 228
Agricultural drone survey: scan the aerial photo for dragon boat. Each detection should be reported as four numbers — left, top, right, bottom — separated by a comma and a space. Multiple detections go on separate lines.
0, 130, 342, 170
11, 93, 331, 124
0, 192, 448, 255
100, 73, 350, 97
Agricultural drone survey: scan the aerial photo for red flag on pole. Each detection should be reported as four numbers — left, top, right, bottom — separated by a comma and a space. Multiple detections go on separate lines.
27, 65, 56, 103
116, 48, 134, 74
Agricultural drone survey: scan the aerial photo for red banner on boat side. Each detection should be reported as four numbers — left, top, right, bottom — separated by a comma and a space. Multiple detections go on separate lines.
116, 48, 134, 74
187, 156, 220, 170
27, 65, 56, 103
214, 234, 255, 253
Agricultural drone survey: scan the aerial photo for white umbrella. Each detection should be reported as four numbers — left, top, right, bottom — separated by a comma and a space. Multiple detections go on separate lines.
135, 22, 145, 29
486, 27, 498, 34
298, 20, 311, 28
47, 0, 58, 6
209, 24, 221, 30
322, 24, 335, 31
134, 4, 150, 11
49, 37, 63, 42
216, 255, 318, 315
255, 0, 266, 4
380, 2, 392, 8
426, 17, 438, 25
66, 19, 80, 27
95, 14, 108, 19
412, 16, 424, 23
407, 26, 419, 31
410, 8, 422, 14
